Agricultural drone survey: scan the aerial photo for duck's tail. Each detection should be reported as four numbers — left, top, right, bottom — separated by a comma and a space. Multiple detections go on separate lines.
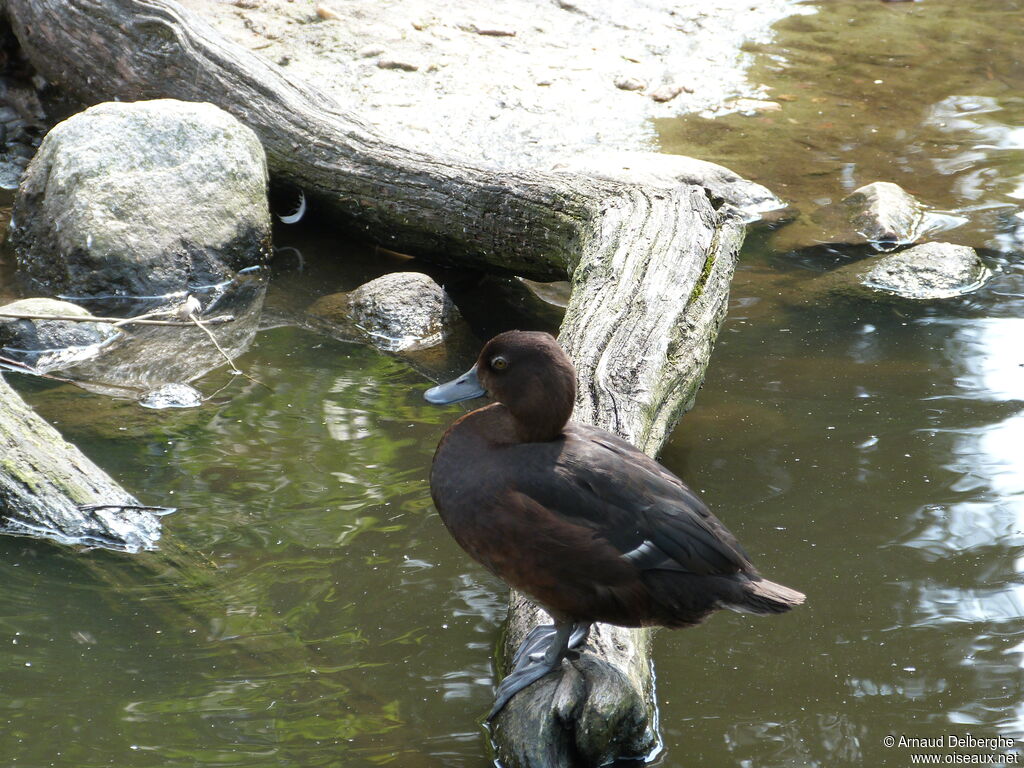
725, 577, 806, 615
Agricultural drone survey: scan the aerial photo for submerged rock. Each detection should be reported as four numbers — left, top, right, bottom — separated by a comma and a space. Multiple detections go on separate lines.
307, 272, 462, 352
552, 151, 782, 217
9, 99, 271, 303
0, 297, 118, 366
803, 242, 990, 303
842, 181, 926, 248
139, 383, 204, 410
60, 268, 267, 395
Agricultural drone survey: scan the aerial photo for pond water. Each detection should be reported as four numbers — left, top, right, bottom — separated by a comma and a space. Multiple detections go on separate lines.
3, 1, 1024, 766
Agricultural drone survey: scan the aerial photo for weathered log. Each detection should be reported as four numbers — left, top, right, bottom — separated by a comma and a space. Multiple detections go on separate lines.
0, 374, 162, 550
496, 201, 743, 766
6, 2, 745, 764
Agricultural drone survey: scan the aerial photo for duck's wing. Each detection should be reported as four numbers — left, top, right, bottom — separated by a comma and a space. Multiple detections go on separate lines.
511, 426, 754, 577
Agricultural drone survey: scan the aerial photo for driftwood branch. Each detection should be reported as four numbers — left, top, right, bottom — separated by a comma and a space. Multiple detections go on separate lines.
0, 311, 235, 327
6, 1, 745, 764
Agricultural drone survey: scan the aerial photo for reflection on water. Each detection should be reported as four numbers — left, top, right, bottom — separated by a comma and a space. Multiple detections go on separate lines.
2, 335, 504, 767
652, 1, 1024, 756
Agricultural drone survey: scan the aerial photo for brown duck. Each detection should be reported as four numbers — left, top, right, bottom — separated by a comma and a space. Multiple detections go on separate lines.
425, 330, 804, 719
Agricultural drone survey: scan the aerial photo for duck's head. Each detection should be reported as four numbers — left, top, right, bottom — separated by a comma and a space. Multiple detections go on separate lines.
424, 330, 577, 442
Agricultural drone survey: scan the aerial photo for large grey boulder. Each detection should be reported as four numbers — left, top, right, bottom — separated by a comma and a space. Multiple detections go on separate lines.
307, 272, 462, 352
8, 99, 271, 301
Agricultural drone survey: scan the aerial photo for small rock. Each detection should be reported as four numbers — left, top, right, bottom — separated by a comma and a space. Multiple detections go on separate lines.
460, 22, 517, 37
308, 272, 461, 352
731, 98, 782, 113
357, 44, 387, 58
801, 242, 990, 305
0, 160, 24, 190
843, 181, 926, 247
377, 58, 421, 72
139, 383, 204, 410
861, 242, 989, 299
614, 76, 647, 92
315, 4, 341, 20
649, 83, 688, 103
9, 142, 37, 160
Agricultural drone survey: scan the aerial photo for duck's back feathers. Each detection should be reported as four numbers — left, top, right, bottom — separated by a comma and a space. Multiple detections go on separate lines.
431, 408, 804, 628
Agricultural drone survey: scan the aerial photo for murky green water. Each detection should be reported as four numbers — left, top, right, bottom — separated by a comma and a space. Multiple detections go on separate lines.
3, 1, 1024, 766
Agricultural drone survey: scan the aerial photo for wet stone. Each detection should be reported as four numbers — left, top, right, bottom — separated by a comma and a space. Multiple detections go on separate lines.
139, 383, 205, 410
614, 76, 647, 92
9, 99, 271, 303
0, 297, 118, 366
307, 272, 462, 352
799, 242, 990, 305
0, 160, 23, 190
861, 242, 990, 300
843, 181, 926, 248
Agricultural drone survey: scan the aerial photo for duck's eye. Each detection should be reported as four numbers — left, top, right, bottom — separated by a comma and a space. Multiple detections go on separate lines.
491, 355, 509, 371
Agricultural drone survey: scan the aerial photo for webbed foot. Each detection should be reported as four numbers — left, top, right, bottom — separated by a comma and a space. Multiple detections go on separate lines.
488, 621, 591, 720
510, 623, 557, 669
486, 654, 562, 720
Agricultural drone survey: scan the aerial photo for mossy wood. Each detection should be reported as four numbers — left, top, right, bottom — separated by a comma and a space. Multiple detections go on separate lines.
0, 374, 161, 549
6, 1, 745, 764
